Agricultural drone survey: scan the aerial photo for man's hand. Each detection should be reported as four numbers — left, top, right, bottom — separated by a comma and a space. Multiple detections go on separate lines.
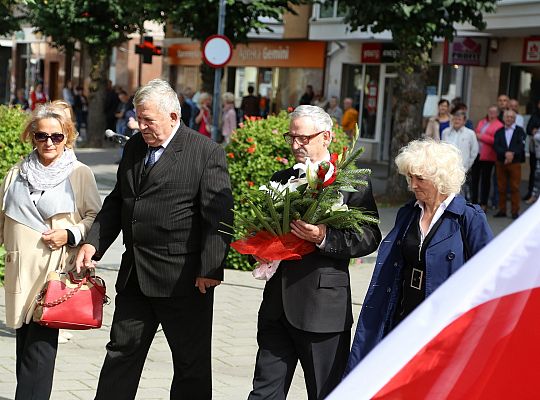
504, 151, 514, 164
41, 229, 68, 251
76, 244, 97, 273
195, 277, 221, 294
290, 220, 326, 244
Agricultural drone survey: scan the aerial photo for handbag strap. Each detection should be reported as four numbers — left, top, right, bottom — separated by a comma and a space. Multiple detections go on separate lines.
39, 271, 107, 307
40, 275, 87, 308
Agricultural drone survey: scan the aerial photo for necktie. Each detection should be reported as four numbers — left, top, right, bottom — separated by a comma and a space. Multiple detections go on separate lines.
145, 146, 160, 168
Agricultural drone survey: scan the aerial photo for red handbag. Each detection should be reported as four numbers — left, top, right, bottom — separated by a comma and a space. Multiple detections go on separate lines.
33, 270, 108, 330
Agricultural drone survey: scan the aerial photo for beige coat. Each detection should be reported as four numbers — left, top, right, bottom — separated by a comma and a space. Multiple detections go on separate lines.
0, 161, 102, 328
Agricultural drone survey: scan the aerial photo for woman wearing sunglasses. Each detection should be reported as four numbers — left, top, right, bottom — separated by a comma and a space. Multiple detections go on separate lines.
0, 102, 102, 399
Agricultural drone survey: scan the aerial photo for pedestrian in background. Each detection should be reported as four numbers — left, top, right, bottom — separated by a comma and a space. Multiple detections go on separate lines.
346, 139, 493, 374
30, 82, 48, 111
73, 86, 88, 135
62, 80, 74, 106
0, 102, 101, 399
10, 88, 29, 111
241, 86, 260, 118
178, 93, 192, 127
509, 98, 524, 128
342, 97, 359, 140
327, 96, 343, 125
196, 92, 213, 139
497, 94, 510, 122
524, 99, 540, 202
441, 110, 479, 200
76, 79, 233, 400
424, 98, 450, 140
493, 109, 526, 219
472, 105, 503, 211
299, 84, 314, 105
221, 91, 237, 144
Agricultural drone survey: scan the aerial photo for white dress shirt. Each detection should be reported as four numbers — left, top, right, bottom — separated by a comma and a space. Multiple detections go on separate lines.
144, 121, 180, 164
416, 193, 456, 245
441, 126, 479, 171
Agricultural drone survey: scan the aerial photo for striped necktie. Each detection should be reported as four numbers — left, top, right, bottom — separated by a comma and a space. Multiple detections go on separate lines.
145, 146, 160, 168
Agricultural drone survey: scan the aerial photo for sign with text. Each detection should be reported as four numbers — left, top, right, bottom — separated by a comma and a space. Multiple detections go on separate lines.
523, 38, 540, 63
445, 37, 488, 66
361, 43, 400, 64
169, 41, 326, 68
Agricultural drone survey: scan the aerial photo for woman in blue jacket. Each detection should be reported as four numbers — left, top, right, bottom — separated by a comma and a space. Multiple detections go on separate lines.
345, 139, 493, 374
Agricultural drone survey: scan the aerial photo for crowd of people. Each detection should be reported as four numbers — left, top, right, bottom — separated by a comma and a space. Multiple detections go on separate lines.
424, 94, 534, 219
1, 78, 500, 399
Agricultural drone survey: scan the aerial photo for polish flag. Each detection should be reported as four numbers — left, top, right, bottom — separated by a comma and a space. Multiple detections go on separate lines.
328, 201, 540, 399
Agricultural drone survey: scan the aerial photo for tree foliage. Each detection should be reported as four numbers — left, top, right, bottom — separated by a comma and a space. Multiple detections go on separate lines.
25, 0, 168, 146
0, 0, 24, 36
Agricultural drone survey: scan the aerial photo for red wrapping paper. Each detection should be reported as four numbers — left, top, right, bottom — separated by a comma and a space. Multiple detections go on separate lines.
231, 231, 316, 261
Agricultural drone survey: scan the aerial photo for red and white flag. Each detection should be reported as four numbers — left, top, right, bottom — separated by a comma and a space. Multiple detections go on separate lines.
329, 201, 540, 399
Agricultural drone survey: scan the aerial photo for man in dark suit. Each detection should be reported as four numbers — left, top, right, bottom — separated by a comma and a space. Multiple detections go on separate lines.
76, 79, 233, 400
248, 105, 382, 400
493, 109, 526, 219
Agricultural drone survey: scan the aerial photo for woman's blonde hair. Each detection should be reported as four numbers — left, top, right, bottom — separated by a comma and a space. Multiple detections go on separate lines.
21, 102, 78, 148
395, 139, 465, 195
222, 92, 235, 104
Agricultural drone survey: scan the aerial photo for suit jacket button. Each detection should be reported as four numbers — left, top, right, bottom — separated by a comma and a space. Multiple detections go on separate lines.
447, 252, 455, 260
135, 196, 141, 201
132, 219, 137, 224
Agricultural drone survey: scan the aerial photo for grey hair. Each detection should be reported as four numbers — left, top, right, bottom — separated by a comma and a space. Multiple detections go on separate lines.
133, 79, 181, 116
290, 105, 333, 132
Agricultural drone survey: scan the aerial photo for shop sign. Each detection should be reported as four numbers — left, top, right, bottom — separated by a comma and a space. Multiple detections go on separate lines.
445, 37, 488, 66
361, 43, 400, 64
523, 38, 540, 63
168, 41, 326, 68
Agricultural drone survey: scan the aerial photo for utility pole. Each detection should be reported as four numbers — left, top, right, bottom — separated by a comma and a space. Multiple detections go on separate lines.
211, 0, 227, 142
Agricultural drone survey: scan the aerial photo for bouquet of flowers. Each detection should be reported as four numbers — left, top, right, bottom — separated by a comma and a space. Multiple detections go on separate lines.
222, 129, 379, 280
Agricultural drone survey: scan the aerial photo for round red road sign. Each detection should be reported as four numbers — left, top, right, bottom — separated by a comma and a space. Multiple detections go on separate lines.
202, 34, 233, 68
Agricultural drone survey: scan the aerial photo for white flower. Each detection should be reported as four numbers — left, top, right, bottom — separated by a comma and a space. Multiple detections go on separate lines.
328, 193, 348, 213
293, 157, 335, 189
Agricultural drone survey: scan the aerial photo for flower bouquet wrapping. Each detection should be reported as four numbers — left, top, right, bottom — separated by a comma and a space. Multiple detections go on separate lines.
222, 128, 379, 280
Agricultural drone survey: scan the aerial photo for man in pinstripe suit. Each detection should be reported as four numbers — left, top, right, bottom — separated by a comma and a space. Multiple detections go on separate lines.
77, 79, 233, 400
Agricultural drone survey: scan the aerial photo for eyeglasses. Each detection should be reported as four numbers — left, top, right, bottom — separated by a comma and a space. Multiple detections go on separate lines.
283, 130, 327, 145
34, 132, 65, 144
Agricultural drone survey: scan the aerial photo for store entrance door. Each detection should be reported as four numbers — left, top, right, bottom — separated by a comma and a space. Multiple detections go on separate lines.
379, 73, 397, 162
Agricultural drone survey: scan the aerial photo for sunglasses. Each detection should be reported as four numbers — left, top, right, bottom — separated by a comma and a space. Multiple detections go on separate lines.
34, 132, 65, 144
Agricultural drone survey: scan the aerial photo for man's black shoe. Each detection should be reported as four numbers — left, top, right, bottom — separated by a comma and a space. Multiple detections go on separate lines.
523, 193, 531, 201
512, 213, 519, 220
493, 211, 507, 218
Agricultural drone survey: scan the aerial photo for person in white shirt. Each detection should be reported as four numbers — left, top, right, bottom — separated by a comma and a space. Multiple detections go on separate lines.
509, 99, 524, 128
441, 110, 479, 172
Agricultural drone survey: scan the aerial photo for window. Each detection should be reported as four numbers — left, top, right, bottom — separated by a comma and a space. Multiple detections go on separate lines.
316, 0, 347, 19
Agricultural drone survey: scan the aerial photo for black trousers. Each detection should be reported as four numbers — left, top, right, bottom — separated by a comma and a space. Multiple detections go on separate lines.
248, 315, 350, 400
95, 287, 215, 400
470, 155, 481, 204
475, 160, 495, 206
15, 322, 59, 400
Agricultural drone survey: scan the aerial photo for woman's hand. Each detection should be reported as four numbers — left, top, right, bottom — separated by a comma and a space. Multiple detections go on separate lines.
41, 229, 68, 251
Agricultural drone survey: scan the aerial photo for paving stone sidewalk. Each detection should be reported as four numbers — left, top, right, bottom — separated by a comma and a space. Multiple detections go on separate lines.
0, 147, 521, 399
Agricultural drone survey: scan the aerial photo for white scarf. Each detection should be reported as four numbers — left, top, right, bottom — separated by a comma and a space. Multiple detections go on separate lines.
19, 148, 77, 191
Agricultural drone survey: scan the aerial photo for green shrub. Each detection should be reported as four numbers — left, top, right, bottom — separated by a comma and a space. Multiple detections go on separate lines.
224, 111, 349, 271
0, 105, 31, 283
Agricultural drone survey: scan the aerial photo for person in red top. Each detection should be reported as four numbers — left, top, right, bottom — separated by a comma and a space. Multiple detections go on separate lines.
195, 92, 212, 139
472, 105, 503, 211
30, 82, 48, 111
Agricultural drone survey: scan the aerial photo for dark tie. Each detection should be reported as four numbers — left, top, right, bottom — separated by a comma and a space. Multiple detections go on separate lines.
145, 146, 160, 168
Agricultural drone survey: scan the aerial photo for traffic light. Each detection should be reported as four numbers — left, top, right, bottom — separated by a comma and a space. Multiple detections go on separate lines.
135, 36, 162, 64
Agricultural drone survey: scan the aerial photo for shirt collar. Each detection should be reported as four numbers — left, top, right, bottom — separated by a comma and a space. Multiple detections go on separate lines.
415, 193, 456, 212
157, 121, 180, 149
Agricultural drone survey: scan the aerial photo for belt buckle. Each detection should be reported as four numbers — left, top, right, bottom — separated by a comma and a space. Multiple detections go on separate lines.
411, 268, 423, 290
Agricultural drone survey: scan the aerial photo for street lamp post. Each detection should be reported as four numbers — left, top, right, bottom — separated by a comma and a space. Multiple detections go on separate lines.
211, 0, 227, 142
